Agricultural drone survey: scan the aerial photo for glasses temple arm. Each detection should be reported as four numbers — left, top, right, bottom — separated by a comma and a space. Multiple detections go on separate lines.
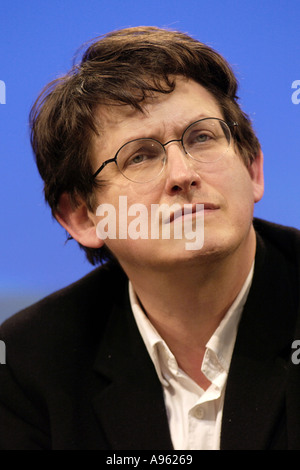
93, 157, 116, 178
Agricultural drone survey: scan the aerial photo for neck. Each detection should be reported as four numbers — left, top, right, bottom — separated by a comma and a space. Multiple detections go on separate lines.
128, 229, 255, 325
121, 226, 256, 386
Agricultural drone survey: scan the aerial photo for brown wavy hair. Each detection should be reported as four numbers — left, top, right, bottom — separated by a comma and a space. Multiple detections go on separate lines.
29, 26, 260, 265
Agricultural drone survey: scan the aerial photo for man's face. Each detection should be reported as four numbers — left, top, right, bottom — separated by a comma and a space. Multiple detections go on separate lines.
88, 77, 264, 273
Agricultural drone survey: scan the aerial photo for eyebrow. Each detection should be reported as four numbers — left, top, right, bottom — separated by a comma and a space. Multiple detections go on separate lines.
120, 113, 215, 144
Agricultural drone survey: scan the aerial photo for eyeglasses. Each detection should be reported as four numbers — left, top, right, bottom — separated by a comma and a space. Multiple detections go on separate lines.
93, 117, 236, 183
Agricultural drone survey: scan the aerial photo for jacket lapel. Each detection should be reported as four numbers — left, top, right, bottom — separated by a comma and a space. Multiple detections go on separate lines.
92, 283, 173, 450
90, 221, 300, 450
221, 231, 298, 449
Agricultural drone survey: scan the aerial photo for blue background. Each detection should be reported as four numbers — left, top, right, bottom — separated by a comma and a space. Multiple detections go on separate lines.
1, 0, 299, 322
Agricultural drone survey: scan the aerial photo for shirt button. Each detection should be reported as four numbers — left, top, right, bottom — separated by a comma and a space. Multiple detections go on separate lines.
194, 407, 204, 419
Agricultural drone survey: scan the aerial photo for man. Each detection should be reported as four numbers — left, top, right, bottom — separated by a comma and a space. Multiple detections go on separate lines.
1, 26, 300, 450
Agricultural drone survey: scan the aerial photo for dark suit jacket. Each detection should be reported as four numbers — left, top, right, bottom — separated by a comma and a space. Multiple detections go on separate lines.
1, 218, 300, 450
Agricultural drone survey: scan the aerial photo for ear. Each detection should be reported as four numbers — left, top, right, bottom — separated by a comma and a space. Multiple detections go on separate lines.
55, 193, 104, 249
248, 149, 264, 203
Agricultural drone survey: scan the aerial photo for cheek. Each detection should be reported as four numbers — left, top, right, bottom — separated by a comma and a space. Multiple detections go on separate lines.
225, 156, 256, 195
91, 185, 162, 242
208, 160, 256, 214
97, 177, 164, 205
226, 176, 257, 226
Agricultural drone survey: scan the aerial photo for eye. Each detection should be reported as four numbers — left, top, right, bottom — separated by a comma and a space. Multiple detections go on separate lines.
184, 121, 219, 148
125, 150, 159, 168
192, 132, 212, 143
119, 144, 161, 171
187, 126, 216, 144
129, 153, 151, 165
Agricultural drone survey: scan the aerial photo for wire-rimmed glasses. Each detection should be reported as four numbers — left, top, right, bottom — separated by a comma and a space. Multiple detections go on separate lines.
93, 117, 235, 183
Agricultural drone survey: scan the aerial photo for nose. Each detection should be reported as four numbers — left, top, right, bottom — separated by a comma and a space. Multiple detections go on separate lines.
163, 141, 201, 195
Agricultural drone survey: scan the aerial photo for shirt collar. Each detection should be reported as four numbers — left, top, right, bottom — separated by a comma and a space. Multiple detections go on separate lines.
129, 282, 170, 385
129, 262, 254, 386
205, 262, 254, 373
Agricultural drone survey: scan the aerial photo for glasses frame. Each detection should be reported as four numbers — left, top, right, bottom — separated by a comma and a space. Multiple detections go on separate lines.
92, 117, 238, 183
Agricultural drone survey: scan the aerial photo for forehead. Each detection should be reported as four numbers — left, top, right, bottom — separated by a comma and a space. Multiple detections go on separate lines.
92, 78, 223, 158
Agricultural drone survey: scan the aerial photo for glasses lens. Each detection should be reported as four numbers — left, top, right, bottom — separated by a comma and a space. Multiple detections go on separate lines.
117, 139, 166, 183
183, 118, 231, 163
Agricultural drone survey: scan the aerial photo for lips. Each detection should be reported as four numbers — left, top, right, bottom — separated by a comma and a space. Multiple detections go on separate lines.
169, 203, 219, 223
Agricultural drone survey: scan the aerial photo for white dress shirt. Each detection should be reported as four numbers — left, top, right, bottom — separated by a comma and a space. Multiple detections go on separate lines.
129, 264, 254, 450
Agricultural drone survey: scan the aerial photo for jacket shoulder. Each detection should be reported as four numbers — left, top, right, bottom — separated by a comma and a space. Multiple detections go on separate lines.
254, 218, 300, 260
0, 262, 127, 367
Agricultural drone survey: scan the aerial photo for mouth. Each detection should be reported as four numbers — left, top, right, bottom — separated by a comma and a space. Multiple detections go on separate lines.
168, 203, 219, 224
